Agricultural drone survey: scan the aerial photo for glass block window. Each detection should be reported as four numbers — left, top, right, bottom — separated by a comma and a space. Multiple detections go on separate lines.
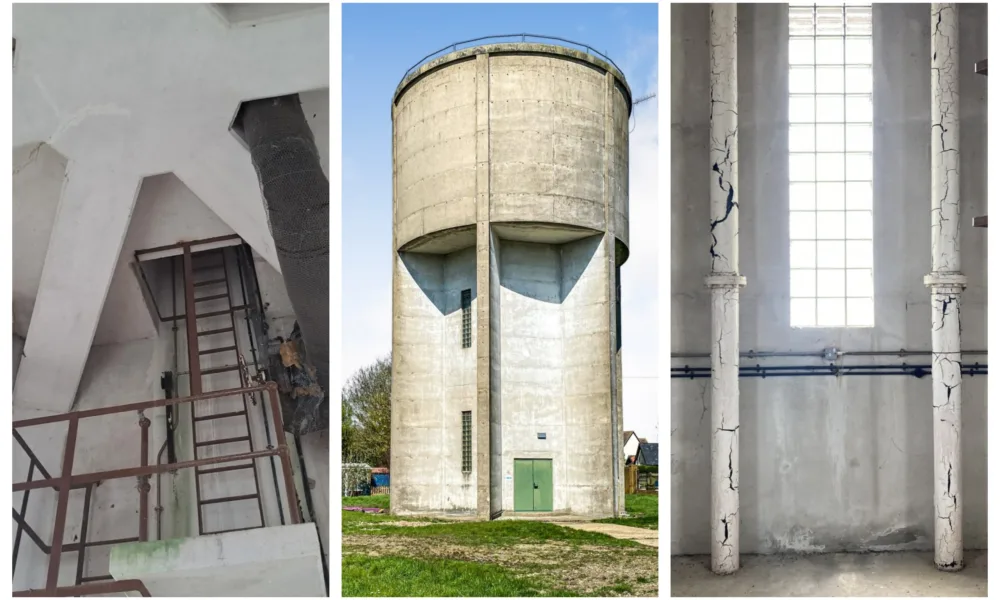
461, 289, 472, 348
461, 411, 472, 473
788, 3, 874, 328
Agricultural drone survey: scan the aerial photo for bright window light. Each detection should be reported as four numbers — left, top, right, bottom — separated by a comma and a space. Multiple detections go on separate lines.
788, 3, 874, 328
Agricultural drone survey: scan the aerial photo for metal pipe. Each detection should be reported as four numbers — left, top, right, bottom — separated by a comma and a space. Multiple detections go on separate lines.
182, 246, 202, 396
236, 244, 286, 525
926, 3, 965, 571
74, 484, 93, 586
138, 415, 150, 542
672, 349, 988, 359
15, 449, 286, 493
14, 384, 274, 428
707, 2, 743, 576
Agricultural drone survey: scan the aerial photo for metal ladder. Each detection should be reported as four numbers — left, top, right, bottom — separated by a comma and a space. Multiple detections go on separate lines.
182, 245, 266, 535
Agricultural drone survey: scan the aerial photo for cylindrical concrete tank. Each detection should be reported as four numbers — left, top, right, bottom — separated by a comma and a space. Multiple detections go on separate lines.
390, 41, 631, 519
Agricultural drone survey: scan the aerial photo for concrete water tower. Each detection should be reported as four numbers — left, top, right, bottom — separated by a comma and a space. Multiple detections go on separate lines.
389, 39, 631, 519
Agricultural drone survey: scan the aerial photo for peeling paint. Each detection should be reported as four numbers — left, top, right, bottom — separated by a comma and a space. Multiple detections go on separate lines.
706, 3, 743, 576
926, 2, 964, 573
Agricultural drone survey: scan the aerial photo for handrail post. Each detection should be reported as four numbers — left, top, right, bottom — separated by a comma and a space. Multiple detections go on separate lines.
45, 417, 79, 593
265, 383, 302, 524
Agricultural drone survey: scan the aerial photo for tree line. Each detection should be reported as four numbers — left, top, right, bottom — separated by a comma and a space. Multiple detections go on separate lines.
341, 355, 391, 468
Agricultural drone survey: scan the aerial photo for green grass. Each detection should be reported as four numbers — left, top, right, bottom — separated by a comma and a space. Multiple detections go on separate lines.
342, 554, 573, 597
342, 508, 641, 547
595, 494, 659, 530
341, 494, 658, 596
342, 495, 390, 510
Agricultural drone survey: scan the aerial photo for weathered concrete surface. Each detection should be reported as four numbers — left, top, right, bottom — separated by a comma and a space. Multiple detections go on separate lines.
391, 44, 630, 519
551, 521, 659, 547
672, 551, 987, 597
109, 524, 325, 596
670, 3, 987, 555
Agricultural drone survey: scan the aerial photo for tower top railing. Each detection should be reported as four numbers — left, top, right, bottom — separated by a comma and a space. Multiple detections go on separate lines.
400, 34, 623, 84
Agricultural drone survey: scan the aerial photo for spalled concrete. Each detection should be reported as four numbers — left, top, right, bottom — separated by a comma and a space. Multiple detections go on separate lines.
671, 3, 987, 557
391, 43, 631, 519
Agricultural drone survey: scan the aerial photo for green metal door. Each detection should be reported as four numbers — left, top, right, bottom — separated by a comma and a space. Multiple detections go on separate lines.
514, 460, 534, 511
532, 459, 553, 512
513, 459, 553, 512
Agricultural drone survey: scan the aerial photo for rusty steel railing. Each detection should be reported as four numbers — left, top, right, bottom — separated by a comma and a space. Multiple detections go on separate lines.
12, 383, 301, 597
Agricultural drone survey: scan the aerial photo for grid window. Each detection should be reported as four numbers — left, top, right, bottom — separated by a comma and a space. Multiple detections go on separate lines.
789, 3, 874, 328
461, 411, 472, 473
461, 289, 472, 348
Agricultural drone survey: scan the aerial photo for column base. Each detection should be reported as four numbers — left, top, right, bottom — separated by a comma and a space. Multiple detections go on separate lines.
936, 560, 965, 572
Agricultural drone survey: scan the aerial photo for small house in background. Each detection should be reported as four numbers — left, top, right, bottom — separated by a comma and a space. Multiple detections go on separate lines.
636, 442, 658, 467
624, 430, 641, 463
371, 467, 390, 495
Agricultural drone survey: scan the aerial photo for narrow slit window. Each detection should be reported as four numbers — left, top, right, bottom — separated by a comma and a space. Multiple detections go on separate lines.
788, 2, 874, 328
461, 289, 472, 348
461, 411, 472, 473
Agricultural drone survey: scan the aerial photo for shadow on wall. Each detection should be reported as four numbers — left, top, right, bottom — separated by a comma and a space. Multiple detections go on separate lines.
400, 246, 477, 315
498, 235, 602, 304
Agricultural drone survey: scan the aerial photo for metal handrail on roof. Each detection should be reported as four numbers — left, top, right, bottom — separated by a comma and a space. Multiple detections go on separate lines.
400, 34, 623, 84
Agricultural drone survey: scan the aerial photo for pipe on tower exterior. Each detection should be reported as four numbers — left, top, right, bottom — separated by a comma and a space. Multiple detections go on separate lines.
707, 3, 745, 576
925, 3, 965, 572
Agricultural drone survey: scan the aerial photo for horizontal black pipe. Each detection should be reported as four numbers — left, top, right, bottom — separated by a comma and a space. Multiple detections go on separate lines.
671, 349, 988, 359
672, 364, 987, 379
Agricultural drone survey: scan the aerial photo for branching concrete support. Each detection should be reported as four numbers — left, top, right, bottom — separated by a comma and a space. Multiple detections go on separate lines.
925, 3, 965, 572
706, 3, 745, 575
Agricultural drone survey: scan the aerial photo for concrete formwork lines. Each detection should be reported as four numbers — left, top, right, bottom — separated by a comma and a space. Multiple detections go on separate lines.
391, 43, 629, 519
475, 53, 492, 519
925, 3, 965, 572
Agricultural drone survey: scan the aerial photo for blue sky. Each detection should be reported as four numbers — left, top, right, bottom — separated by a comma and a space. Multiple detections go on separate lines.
342, 3, 659, 441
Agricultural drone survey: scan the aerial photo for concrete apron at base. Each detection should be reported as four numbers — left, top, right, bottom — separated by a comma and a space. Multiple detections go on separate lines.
927, 3, 965, 572
706, 2, 744, 576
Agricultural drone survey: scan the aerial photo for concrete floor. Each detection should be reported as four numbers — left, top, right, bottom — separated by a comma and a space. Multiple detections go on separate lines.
672, 551, 986, 597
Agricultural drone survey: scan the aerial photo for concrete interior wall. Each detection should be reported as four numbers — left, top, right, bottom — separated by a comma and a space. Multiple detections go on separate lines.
391, 248, 478, 513
670, 3, 988, 555
497, 235, 614, 516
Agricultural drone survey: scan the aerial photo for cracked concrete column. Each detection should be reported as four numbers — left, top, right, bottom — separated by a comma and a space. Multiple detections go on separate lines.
706, 3, 745, 575
924, 3, 965, 572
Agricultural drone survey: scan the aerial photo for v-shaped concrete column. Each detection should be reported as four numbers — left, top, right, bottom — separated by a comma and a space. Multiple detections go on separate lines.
706, 3, 745, 575
924, 3, 965, 572
13, 162, 140, 414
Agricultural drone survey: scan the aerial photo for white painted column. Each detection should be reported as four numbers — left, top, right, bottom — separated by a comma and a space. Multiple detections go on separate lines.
924, 3, 965, 572
706, 3, 745, 575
